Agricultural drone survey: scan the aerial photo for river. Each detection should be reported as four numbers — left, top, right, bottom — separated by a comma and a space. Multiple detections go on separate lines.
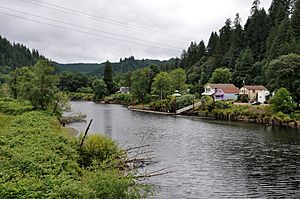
67, 101, 300, 198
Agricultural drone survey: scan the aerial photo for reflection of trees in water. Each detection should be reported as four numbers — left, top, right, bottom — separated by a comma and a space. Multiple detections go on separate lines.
103, 109, 112, 137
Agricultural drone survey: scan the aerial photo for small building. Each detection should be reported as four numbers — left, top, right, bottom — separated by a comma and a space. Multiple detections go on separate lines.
117, 87, 130, 94
202, 84, 239, 101
239, 85, 268, 102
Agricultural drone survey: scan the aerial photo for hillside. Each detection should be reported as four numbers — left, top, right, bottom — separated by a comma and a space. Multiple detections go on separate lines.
55, 56, 179, 76
0, 35, 44, 70
0, 35, 177, 76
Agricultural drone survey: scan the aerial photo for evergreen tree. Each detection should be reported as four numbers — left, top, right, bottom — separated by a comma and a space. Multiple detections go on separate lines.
266, 17, 297, 60
215, 19, 232, 66
103, 60, 113, 94
225, 13, 244, 68
233, 48, 254, 87
207, 32, 219, 56
292, 0, 300, 40
244, 7, 269, 61
268, 0, 290, 28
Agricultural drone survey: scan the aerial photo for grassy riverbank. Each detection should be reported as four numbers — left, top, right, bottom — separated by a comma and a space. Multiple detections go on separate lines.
0, 98, 152, 198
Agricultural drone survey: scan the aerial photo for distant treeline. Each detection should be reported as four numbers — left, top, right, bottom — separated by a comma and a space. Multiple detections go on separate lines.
0, 35, 44, 70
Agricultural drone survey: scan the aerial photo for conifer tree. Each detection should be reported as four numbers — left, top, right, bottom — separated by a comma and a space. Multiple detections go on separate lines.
225, 13, 244, 68
292, 0, 300, 40
103, 60, 113, 94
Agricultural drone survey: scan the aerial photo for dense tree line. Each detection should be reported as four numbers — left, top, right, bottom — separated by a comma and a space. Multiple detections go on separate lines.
181, 0, 300, 103
0, 36, 44, 70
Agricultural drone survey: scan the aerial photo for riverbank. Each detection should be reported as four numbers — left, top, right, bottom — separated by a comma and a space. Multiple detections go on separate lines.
127, 104, 300, 129
0, 98, 152, 198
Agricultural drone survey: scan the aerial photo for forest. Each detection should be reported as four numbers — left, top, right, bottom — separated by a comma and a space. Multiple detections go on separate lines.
0, 0, 300, 108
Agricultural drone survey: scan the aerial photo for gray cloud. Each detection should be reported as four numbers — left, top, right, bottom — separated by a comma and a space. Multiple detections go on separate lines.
0, 0, 272, 63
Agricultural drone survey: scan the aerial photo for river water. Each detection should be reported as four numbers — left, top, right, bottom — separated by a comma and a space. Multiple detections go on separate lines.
67, 101, 300, 198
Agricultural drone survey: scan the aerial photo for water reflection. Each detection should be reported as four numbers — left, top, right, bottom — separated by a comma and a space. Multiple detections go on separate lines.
67, 101, 300, 198
103, 108, 112, 137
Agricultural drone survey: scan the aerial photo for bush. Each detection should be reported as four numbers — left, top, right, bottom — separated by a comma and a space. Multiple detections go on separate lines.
176, 94, 194, 110
270, 88, 296, 114
108, 93, 134, 104
69, 92, 94, 101
0, 111, 81, 198
0, 98, 34, 115
79, 134, 122, 167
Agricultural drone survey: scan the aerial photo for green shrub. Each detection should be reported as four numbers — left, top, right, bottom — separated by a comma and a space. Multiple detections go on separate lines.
0, 111, 151, 198
0, 98, 34, 115
108, 93, 133, 104
69, 92, 94, 101
79, 134, 122, 167
176, 94, 194, 110
270, 88, 296, 114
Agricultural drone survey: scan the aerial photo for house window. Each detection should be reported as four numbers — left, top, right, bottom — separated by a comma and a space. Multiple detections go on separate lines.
206, 88, 211, 92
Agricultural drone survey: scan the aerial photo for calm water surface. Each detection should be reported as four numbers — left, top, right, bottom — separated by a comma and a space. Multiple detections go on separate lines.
67, 101, 300, 199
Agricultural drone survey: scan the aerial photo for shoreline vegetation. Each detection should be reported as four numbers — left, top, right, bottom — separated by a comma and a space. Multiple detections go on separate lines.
0, 98, 155, 198
96, 94, 300, 129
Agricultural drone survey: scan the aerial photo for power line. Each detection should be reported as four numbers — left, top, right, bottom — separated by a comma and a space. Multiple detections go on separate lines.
0, 11, 182, 53
0, 5, 183, 50
14, 0, 195, 41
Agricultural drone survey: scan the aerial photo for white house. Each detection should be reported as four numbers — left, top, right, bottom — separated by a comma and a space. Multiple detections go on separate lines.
257, 90, 270, 104
239, 85, 269, 103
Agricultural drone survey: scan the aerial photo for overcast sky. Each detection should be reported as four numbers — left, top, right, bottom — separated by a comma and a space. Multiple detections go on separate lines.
0, 0, 272, 63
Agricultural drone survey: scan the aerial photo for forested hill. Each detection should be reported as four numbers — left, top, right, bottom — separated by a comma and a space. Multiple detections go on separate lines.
55, 56, 179, 75
0, 35, 44, 70
0, 34, 178, 75
181, 0, 300, 88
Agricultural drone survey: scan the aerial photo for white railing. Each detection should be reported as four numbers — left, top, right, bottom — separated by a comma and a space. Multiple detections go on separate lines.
176, 101, 201, 114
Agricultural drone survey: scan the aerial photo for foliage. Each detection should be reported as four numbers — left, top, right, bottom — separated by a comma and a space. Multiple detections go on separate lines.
130, 69, 148, 101
0, 110, 152, 198
58, 71, 89, 92
108, 93, 134, 104
151, 72, 173, 99
0, 98, 34, 115
148, 99, 172, 112
0, 35, 44, 70
92, 78, 107, 101
170, 68, 188, 93
103, 61, 114, 94
270, 88, 296, 113
0, 111, 81, 198
199, 96, 214, 112
68, 92, 94, 101
79, 134, 121, 167
271, 111, 293, 122
233, 48, 254, 86
209, 67, 232, 83
265, 54, 300, 103
176, 94, 194, 110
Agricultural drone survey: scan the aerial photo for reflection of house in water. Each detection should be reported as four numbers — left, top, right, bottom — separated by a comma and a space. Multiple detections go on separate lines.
117, 87, 130, 94
202, 84, 239, 101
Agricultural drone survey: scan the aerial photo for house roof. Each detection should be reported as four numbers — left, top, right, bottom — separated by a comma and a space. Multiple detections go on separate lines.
207, 84, 239, 94
243, 85, 267, 90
